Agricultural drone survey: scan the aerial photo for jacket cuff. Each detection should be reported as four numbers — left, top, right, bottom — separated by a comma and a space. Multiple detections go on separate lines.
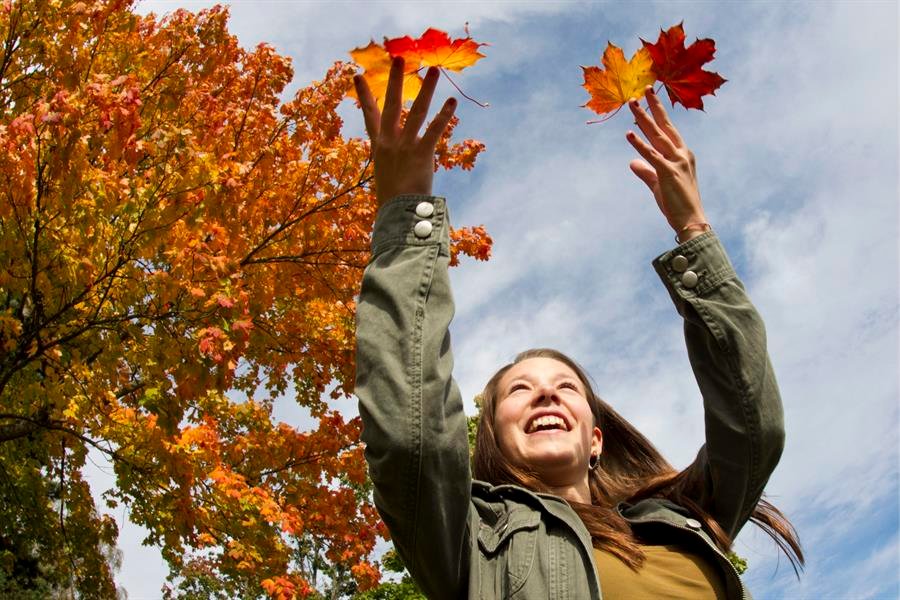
370, 194, 450, 259
651, 230, 739, 312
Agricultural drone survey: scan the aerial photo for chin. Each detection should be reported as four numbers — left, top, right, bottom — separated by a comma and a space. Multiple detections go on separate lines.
524, 451, 580, 474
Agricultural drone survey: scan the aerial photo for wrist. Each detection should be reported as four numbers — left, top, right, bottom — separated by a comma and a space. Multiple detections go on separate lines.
377, 186, 434, 207
674, 221, 711, 244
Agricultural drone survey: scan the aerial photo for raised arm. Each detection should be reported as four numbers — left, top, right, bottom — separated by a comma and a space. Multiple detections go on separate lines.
626, 88, 785, 539
353, 59, 472, 598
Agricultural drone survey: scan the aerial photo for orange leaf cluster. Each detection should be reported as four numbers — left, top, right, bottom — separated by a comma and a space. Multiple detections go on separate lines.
348, 27, 487, 108
450, 226, 493, 267
582, 21, 727, 121
0, 1, 490, 597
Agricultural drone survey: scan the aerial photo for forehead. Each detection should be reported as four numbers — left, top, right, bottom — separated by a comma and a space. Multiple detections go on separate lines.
498, 357, 581, 387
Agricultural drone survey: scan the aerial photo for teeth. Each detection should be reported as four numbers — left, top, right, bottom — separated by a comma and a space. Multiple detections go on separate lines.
527, 415, 567, 433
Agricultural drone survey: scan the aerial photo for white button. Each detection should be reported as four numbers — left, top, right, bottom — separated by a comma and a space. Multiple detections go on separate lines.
415, 201, 435, 218
685, 518, 702, 529
671, 255, 689, 272
681, 271, 699, 289
414, 220, 433, 238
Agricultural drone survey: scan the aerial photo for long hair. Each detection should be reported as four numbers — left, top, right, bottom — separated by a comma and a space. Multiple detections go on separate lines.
472, 348, 804, 571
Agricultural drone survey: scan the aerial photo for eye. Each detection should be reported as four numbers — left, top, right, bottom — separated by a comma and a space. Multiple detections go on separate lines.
559, 381, 580, 391
509, 382, 529, 393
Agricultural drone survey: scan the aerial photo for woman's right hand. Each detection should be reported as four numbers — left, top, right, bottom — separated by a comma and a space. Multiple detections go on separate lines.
354, 57, 457, 207
625, 85, 709, 242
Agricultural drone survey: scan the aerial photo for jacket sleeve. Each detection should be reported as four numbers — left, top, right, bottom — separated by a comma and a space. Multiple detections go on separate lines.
355, 194, 472, 599
652, 230, 785, 540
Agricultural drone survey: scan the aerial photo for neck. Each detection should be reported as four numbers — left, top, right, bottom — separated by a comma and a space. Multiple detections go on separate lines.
545, 479, 592, 505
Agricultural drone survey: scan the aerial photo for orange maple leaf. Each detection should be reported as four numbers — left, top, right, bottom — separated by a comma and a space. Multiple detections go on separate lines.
641, 22, 726, 110
384, 27, 487, 72
581, 43, 656, 121
348, 40, 422, 108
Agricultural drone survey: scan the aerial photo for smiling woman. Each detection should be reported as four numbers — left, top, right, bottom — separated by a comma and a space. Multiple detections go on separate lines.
489, 354, 602, 500
473, 346, 804, 598
353, 56, 803, 599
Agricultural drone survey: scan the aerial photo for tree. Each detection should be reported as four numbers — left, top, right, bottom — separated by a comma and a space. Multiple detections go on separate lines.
0, 0, 489, 596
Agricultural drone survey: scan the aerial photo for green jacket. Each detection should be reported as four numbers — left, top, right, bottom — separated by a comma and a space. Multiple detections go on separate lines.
355, 195, 785, 599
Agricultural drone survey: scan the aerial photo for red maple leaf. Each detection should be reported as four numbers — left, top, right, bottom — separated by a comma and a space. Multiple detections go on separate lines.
641, 21, 726, 110
384, 27, 487, 72
349, 27, 488, 108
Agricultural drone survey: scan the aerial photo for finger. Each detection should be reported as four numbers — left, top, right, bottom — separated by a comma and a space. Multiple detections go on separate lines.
644, 85, 685, 149
353, 74, 380, 142
628, 158, 658, 190
626, 129, 668, 170
420, 97, 457, 149
380, 56, 405, 138
629, 158, 667, 216
402, 66, 439, 144
628, 96, 678, 159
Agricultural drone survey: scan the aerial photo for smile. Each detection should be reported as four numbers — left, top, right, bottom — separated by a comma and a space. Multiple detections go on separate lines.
526, 414, 570, 434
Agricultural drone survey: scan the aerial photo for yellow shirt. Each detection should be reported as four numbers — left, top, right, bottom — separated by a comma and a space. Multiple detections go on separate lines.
593, 544, 727, 600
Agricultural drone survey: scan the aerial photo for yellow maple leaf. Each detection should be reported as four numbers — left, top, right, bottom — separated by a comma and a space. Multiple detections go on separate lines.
581, 43, 656, 116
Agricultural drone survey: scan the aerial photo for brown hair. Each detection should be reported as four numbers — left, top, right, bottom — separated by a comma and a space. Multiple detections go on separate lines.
473, 348, 803, 571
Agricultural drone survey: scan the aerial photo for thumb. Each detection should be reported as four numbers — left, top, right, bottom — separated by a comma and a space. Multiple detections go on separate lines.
629, 159, 658, 191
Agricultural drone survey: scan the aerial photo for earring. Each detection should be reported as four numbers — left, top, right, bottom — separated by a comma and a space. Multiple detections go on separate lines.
589, 454, 600, 470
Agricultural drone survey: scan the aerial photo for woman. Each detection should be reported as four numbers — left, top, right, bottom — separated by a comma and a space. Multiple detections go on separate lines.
354, 57, 802, 599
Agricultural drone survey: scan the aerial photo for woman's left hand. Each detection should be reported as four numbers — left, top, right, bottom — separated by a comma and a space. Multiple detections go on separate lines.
626, 85, 709, 241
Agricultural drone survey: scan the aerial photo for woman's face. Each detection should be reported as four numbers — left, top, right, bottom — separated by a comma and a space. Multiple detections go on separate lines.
494, 357, 602, 487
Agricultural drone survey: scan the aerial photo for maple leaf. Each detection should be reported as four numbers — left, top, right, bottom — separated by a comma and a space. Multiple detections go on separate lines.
581, 43, 657, 120
348, 40, 422, 108
384, 27, 487, 72
641, 21, 727, 110
349, 27, 488, 109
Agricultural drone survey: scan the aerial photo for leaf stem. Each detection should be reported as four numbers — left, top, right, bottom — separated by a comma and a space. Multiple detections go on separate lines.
438, 67, 489, 108
586, 104, 623, 125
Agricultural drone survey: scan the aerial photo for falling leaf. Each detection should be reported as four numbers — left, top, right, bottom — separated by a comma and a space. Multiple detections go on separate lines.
641, 21, 726, 110
581, 42, 657, 118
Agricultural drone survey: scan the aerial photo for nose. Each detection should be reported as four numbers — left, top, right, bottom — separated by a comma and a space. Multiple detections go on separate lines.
533, 381, 560, 404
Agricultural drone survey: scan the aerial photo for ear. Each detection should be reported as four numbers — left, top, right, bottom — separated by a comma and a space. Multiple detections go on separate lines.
591, 426, 603, 457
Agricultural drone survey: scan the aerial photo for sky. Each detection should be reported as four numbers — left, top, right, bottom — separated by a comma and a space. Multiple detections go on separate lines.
84, 1, 899, 598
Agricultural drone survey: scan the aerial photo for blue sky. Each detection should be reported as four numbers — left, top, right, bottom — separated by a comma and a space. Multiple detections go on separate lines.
86, 1, 899, 598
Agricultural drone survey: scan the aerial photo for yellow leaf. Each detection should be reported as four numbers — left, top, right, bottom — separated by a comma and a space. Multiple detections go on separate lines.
581, 43, 656, 115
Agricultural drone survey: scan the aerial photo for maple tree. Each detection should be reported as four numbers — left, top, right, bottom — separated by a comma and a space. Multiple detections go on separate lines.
0, 0, 490, 597
582, 21, 726, 122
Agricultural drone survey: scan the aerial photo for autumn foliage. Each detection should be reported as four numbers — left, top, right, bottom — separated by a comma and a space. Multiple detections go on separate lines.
582, 21, 726, 122
0, 0, 489, 597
